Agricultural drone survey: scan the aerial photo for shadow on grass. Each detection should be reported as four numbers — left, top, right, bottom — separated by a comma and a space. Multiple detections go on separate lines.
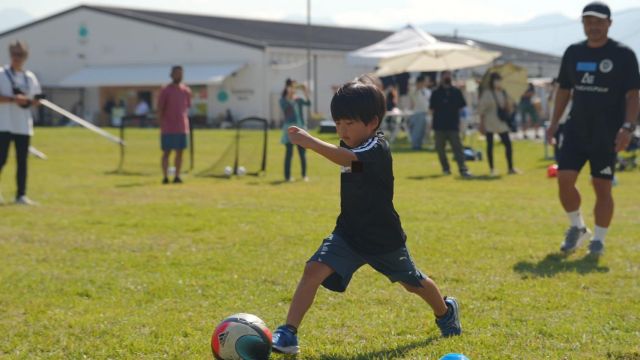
459, 174, 502, 181
513, 252, 609, 278
115, 182, 151, 188
407, 174, 449, 180
105, 169, 152, 176
314, 337, 438, 360
269, 180, 290, 186
607, 351, 640, 360
196, 174, 232, 179
407, 174, 502, 181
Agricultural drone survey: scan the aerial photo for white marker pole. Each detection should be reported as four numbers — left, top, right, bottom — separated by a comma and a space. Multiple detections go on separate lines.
39, 99, 125, 145
28, 146, 47, 159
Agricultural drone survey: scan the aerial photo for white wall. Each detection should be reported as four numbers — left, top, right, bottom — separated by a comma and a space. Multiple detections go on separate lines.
0, 7, 373, 124
0, 8, 266, 121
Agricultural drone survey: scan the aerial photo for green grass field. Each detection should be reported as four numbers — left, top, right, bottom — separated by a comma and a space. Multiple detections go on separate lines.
1, 127, 639, 359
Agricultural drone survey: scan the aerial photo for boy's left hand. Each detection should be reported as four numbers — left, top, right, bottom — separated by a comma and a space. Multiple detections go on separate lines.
288, 126, 313, 147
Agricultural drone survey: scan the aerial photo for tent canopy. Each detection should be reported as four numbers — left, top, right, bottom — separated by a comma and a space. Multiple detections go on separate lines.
348, 25, 440, 61
57, 63, 245, 87
348, 25, 501, 76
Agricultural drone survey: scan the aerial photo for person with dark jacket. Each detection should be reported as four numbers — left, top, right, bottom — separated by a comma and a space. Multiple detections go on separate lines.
429, 71, 470, 177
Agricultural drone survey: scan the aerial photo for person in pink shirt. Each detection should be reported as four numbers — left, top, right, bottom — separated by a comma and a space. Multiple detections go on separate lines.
157, 65, 191, 184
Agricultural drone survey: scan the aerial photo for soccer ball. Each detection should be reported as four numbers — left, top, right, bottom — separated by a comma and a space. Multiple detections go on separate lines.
224, 166, 233, 176
211, 313, 272, 360
237, 166, 246, 176
439, 354, 470, 360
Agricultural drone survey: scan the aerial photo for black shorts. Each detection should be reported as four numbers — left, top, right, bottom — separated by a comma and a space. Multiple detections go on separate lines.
308, 233, 426, 293
161, 133, 188, 151
557, 134, 616, 180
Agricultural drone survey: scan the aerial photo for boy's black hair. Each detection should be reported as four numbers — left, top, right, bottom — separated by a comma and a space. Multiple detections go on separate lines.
416, 75, 426, 83
330, 80, 386, 130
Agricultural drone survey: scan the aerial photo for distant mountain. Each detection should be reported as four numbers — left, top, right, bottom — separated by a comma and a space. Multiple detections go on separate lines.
0, 8, 33, 33
420, 9, 640, 56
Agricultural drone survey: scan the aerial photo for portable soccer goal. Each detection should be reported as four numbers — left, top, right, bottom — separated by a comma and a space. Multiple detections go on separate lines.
198, 117, 268, 177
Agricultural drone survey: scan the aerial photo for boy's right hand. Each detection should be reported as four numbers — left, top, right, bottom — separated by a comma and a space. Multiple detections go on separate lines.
288, 126, 313, 148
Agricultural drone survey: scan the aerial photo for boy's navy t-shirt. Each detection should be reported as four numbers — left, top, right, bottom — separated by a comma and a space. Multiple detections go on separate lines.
557, 39, 640, 150
333, 132, 406, 254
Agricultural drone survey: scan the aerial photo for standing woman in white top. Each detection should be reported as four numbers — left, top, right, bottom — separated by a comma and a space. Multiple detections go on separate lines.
478, 72, 518, 175
0, 41, 42, 205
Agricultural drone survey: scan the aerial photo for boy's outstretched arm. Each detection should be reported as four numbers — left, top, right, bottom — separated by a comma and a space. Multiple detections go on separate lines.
288, 126, 357, 167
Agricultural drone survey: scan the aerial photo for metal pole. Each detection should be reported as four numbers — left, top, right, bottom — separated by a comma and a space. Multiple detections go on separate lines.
313, 54, 318, 113
119, 116, 125, 171
189, 116, 194, 171
306, 0, 312, 123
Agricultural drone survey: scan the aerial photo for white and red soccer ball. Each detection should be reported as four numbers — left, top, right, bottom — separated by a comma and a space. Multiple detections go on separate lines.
211, 313, 272, 360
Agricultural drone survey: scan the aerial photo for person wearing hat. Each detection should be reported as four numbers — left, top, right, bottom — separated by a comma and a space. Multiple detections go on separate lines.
0, 40, 42, 205
546, 1, 640, 256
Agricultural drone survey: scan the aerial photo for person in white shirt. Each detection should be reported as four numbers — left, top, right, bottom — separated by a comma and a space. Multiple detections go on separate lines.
134, 96, 150, 127
0, 41, 42, 205
408, 75, 431, 150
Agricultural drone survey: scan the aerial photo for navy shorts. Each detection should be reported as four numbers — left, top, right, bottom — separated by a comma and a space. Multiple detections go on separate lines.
557, 134, 616, 180
161, 134, 188, 151
308, 233, 427, 292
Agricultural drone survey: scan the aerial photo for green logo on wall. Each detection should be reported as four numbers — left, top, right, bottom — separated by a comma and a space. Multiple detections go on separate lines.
217, 90, 229, 103
79, 24, 89, 38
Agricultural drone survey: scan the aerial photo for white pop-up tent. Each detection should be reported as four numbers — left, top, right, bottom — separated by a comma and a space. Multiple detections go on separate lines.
348, 25, 501, 76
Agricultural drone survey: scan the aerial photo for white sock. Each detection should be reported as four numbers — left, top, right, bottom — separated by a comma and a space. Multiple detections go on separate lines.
567, 210, 586, 229
594, 226, 608, 243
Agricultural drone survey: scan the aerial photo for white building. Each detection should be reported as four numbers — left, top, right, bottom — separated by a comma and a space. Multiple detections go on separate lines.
0, 5, 560, 127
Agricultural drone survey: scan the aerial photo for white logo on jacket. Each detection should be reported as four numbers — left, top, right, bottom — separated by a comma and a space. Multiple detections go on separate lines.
599, 59, 613, 73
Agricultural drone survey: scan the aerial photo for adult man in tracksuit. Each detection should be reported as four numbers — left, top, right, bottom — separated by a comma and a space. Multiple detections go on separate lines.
547, 2, 640, 256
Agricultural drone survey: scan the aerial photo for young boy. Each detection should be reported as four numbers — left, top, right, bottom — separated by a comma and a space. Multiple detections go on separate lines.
272, 78, 461, 354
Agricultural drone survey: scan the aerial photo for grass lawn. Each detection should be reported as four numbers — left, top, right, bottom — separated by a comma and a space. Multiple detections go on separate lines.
1, 127, 639, 359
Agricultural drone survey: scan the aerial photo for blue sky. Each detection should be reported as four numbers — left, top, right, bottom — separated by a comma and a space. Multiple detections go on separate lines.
5, 0, 640, 29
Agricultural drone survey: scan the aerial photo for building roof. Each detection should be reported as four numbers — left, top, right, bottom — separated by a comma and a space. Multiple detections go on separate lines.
0, 4, 560, 63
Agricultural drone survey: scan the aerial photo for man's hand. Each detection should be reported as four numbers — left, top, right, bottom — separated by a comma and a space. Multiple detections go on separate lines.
546, 123, 559, 145
288, 126, 313, 148
615, 128, 632, 152
14, 94, 30, 107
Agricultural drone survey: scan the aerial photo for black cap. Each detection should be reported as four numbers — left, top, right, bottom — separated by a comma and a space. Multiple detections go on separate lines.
582, 2, 611, 19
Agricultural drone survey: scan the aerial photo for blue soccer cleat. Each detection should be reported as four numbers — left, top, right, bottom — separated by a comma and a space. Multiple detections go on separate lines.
587, 239, 605, 256
272, 325, 299, 354
436, 297, 462, 337
560, 226, 591, 253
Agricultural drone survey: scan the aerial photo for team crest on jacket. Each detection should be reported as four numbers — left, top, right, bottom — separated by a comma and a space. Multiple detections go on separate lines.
599, 59, 613, 73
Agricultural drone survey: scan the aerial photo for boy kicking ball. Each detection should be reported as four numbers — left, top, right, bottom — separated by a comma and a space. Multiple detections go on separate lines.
272, 78, 461, 355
